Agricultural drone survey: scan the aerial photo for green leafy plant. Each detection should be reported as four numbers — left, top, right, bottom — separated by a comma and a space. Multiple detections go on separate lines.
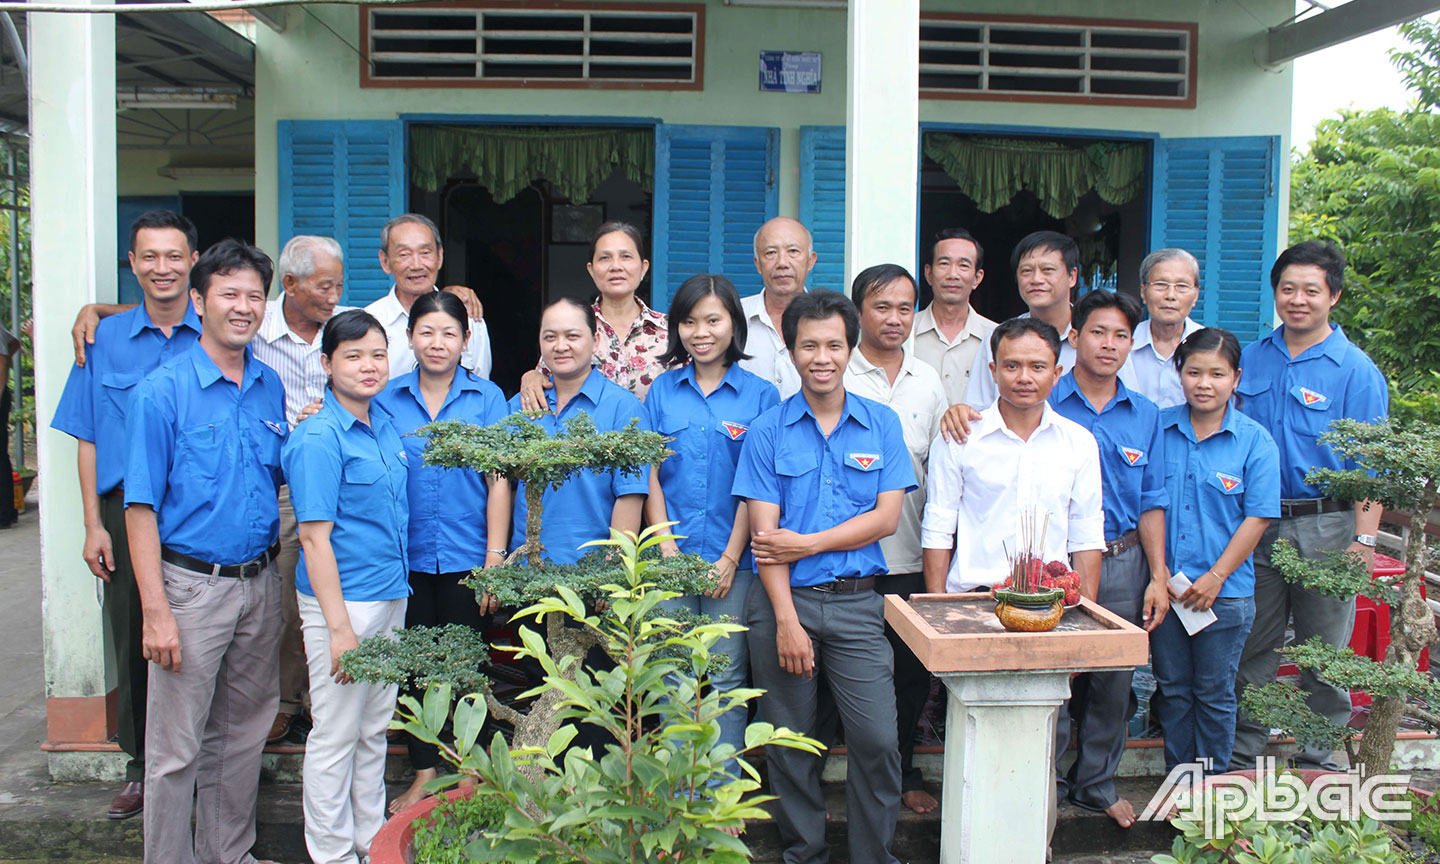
410, 790, 512, 864
1238, 418, 1440, 776
339, 624, 491, 695
398, 525, 822, 864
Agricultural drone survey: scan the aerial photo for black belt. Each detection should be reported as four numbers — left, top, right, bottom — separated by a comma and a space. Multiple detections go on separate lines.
805, 576, 876, 594
1103, 529, 1141, 559
162, 541, 281, 579
1279, 498, 1351, 518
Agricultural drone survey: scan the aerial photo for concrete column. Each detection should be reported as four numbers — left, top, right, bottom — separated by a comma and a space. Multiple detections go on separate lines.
844, 0, 920, 287
938, 671, 1073, 864
30, 0, 120, 780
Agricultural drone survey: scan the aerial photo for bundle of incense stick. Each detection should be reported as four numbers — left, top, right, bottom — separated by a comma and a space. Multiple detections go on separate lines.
1005, 507, 1051, 593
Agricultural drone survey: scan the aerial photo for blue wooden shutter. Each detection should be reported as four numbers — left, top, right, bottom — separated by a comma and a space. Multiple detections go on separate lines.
652, 124, 779, 312
278, 120, 405, 306
1150, 136, 1279, 343
799, 125, 846, 293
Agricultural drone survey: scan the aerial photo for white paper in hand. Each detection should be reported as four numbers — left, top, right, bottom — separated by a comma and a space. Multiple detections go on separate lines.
1168, 572, 1219, 635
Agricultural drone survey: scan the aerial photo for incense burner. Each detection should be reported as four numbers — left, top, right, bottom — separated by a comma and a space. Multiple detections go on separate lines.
993, 587, 1065, 632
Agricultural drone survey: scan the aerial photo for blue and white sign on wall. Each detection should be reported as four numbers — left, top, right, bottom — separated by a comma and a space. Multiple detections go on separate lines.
759, 51, 822, 93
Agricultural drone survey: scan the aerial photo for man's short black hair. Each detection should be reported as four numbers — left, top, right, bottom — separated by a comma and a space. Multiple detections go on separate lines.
990, 316, 1062, 364
930, 227, 984, 270
1271, 240, 1345, 296
1072, 288, 1142, 332
129, 210, 198, 256
1009, 230, 1079, 276
850, 263, 917, 309
190, 238, 274, 299
781, 290, 860, 352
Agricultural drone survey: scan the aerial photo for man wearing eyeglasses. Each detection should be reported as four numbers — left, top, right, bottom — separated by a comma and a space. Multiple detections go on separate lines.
1118, 249, 1204, 409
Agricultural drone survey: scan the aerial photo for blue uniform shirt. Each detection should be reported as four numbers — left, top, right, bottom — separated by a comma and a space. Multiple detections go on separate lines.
282, 396, 410, 601
732, 392, 917, 587
1049, 372, 1168, 541
52, 303, 202, 495
1160, 404, 1281, 598
123, 343, 285, 564
376, 369, 508, 574
1237, 325, 1388, 499
646, 363, 780, 568
508, 368, 651, 565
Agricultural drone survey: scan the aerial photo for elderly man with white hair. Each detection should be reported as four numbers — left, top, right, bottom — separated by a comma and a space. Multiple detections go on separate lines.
252, 234, 354, 743
1118, 248, 1204, 409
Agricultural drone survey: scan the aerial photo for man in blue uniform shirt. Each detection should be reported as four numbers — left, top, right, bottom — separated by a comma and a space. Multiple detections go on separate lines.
734, 290, 916, 864
123, 239, 288, 864
1230, 240, 1389, 771
50, 210, 201, 820
1048, 289, 1170, 828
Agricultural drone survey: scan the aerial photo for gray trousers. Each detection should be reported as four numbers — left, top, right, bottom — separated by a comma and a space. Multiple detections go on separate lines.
1056, 544, 1147, 810
144, 558, 281, 864
1230, 510, 1355, 770
275, 486, 308, 716
746, 580, 901, 864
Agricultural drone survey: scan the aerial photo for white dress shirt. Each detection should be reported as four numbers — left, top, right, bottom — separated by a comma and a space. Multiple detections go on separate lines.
961, 313, 1076, 408
364, 287, 493, 380
911, 304, 997, 406
738, 289, 801, 399
253, 296, 356, 426
1118, 317, 1203, 410
845, 347, 948, 575
921, 401, 1105, 593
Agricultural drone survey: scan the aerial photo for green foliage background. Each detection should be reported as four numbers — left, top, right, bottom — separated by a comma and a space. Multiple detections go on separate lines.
1289, 19, 1440, 397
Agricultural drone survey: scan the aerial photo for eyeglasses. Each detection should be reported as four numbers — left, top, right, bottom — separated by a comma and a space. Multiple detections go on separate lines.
1146, 281, 1198, 296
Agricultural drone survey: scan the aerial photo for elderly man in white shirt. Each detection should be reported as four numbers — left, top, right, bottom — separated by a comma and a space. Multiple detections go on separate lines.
844, 263, 947, 816
913, 228, 997, 405
923, 317, 1105, 599
365, 213, 492, 379
1118, 248, 1204, 409
739, 217, 816, 398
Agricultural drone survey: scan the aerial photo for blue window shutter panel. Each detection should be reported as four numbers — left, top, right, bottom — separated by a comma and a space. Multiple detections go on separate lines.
653, 125, 778, 313
799, 126, 846, 294
1150, 136, 1279, 343
278, 120, 405, 307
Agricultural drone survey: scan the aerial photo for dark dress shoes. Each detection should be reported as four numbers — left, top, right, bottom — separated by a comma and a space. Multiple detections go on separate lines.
107, 780, 143, 820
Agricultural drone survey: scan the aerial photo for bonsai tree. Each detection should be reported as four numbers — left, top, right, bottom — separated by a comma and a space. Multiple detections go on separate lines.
396, 525, 822, 864
1241, 416, 1440, 776
344, 412, 717, 759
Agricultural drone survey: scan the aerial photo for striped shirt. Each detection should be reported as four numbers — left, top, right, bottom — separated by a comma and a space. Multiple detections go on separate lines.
253, 296, 355, 426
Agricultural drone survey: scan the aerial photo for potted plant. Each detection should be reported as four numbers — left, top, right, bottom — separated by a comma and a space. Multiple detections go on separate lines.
368, 525, 821, 863
1238, 415, 1440, 778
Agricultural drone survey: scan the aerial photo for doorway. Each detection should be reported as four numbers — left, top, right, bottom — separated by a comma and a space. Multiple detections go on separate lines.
407, 124, 655, 396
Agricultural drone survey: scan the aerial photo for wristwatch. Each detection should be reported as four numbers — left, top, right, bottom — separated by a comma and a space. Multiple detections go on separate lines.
1353, 534, 1377, 548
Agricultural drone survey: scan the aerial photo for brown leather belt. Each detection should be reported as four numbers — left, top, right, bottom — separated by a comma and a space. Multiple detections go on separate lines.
162, 541, 281, 579
1279, 498, 1351, 518
1103, 529, 1141, 559
805, 575, 877, 594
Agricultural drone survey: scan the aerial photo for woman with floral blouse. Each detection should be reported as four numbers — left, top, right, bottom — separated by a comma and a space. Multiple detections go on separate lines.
519, 221, 671, 408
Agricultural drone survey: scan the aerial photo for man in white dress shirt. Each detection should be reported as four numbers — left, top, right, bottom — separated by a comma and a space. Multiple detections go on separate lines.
844, 263, 947, 815
739, 217, 816, 398
1117, 248, 1204, 409
365, 213, 492, 380
922, 317, 1104, 598
913, 228, 997, 405
961, 231, 1080, 409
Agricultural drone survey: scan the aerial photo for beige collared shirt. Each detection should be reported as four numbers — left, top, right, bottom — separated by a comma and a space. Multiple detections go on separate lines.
912, 303, 998, 405
845, 347, 947, 575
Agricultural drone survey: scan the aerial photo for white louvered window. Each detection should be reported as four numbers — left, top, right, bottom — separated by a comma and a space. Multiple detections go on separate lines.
919, 16, 1195, 107
363, 3, 703, 88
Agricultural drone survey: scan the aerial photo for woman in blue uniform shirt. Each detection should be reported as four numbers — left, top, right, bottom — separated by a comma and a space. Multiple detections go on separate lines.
1148, 328, 1280, 774
511, 295, 649, 562
281, 309, 410, 864
374, 291, 511, 814
644, 274, 780, 766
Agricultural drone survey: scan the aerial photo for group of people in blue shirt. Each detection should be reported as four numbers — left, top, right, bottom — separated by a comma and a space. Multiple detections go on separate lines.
51, 205, 1388, 864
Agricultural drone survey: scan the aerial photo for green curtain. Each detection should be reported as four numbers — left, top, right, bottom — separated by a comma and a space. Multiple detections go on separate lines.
923, 134, 1147, 219
410, 125, 655, 204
